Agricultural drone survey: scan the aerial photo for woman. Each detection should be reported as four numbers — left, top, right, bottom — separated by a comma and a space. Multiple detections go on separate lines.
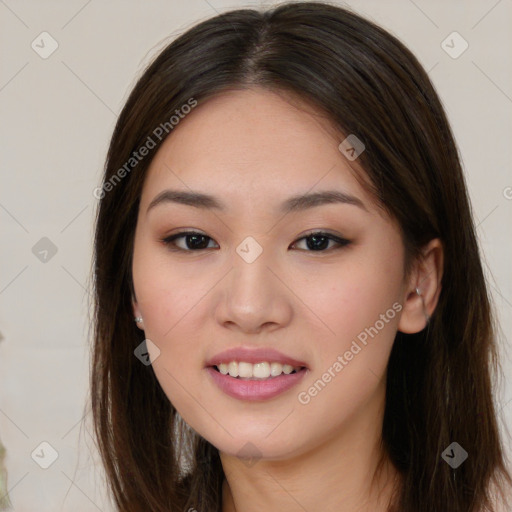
90, 2, 512, 511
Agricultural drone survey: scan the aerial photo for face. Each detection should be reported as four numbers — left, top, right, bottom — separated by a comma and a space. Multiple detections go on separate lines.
131, 87, 410, 461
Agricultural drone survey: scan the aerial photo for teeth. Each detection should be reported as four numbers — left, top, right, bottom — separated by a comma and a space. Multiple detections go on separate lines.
253, 362, 270, 378
282, 364, 294, 374
270, 362, 283, 377
238, 362, 253, 378
215, 361, 302, 379
228, 361, 238, 377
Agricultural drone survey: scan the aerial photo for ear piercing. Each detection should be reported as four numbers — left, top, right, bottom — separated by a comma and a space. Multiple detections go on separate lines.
134, 317, 143, 324
415, 287, 431, 322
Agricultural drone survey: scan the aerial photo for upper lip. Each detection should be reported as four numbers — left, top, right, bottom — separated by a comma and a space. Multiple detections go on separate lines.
205, 347, 308, 369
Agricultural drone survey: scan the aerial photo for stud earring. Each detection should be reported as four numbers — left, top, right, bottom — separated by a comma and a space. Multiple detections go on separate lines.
415, 287, 430, 322
134, 317, 143, 324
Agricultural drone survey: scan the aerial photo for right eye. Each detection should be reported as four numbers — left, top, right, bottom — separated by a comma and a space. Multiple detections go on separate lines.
161, 231, 219, 252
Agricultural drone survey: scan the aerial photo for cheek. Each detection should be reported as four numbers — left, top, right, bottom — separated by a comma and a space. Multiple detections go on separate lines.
305, 252, 403, 346
133, 239, 210, 338
296, 250, 403, 410
133, 265, 209, 414
132, 242, 230, 414
132, 244, 204, 376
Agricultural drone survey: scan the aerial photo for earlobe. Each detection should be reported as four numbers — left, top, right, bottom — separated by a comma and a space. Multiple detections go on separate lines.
132, 296, 144, 330
398, 238, 444, 334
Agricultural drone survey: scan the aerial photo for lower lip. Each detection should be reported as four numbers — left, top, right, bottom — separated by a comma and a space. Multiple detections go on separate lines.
206, 366, 308, 401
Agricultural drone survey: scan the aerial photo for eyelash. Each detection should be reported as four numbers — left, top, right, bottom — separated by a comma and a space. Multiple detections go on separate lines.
160, 230, 351, 253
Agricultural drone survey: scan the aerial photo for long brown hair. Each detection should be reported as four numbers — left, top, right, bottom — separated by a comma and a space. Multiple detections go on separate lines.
90, 2, 512, 511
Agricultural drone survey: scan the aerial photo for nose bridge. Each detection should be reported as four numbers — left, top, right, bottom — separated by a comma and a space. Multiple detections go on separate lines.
217, 233, 290, 331
230, 233, 274, 299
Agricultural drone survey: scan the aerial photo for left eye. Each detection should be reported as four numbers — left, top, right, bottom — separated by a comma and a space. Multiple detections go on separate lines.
161, 230, 350, 252
291, 231, 350, 251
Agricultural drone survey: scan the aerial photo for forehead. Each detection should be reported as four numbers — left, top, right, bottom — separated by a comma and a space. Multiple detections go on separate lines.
140, 87, 377, 215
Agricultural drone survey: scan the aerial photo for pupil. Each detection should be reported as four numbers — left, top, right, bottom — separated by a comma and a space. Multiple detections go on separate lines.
307, 234, 328, 251
188, 234, 209, 249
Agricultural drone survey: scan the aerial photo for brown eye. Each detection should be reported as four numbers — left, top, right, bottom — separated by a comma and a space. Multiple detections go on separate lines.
162, 231, 218, 251
290, 231, 351, 252
161, 230, 350, 253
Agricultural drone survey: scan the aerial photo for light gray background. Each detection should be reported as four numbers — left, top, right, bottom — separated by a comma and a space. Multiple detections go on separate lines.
1, 1, 511, 510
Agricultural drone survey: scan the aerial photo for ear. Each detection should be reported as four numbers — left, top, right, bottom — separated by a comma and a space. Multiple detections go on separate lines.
398, 238, 444, 334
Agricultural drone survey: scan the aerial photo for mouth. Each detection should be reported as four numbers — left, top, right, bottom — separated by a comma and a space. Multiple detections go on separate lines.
204, 347, 309, 400
205, 361, 309, 401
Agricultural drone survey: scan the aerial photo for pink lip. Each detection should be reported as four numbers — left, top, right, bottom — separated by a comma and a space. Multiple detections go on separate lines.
206, 366, 308, 401
205, 346, 308, 368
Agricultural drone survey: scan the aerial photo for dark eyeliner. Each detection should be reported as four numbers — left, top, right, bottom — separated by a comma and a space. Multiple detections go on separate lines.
160, 230, 351, 252
291, 230, 351, 250
160, 230, 211, 250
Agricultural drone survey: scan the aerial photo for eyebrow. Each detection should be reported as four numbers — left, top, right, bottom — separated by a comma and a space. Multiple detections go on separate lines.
146, 188, 367, 215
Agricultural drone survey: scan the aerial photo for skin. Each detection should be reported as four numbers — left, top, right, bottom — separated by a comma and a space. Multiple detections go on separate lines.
131, 87, 443, 512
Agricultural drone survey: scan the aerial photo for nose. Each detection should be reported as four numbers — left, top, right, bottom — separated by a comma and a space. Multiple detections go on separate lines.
214, 243, 293, 334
